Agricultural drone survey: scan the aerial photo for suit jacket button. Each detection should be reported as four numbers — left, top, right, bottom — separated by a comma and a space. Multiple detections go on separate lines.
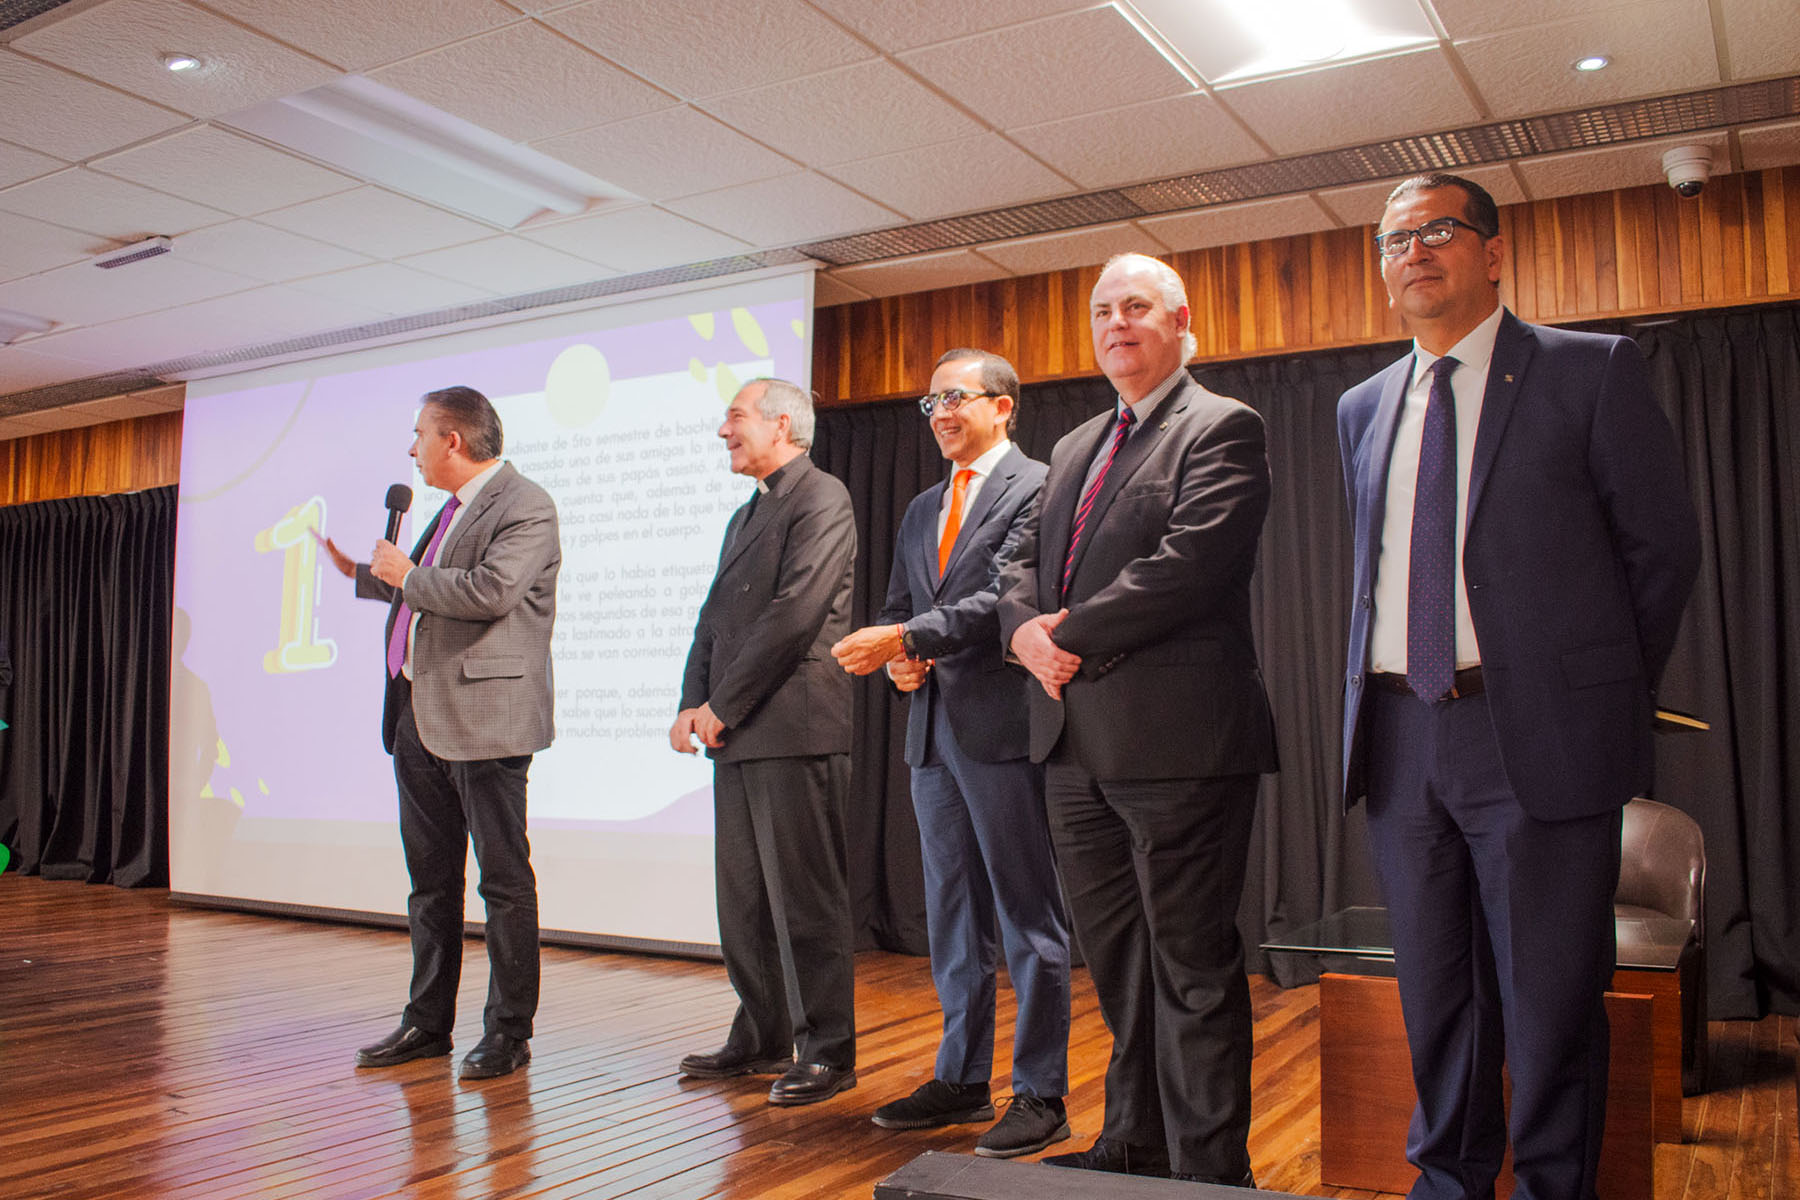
1359, 595, 1372, 609
1351, 674, 1362, 686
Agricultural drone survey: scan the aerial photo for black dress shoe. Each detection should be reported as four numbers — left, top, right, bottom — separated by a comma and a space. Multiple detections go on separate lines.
354, 1023, 451, 1068
1041, 1136, 1171, 1177
679, 1045, 796, 1078
459, 1031, 530, 1080
767, 1062, 857, 1106
1170, 1168, 1257, 1187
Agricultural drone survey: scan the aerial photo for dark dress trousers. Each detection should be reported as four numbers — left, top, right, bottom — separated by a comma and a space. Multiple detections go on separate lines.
680, 453, 858, 1069
355, 462, 561, 1041
1338, 311, 1701, 1200
997, 373, 1278, 1179
878, 444, 1071, 1098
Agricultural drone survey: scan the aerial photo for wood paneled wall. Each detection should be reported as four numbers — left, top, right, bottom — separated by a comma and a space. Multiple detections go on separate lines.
5, 168, 1795, 503
0, 408, 184, 506
813, 166, 1800, 404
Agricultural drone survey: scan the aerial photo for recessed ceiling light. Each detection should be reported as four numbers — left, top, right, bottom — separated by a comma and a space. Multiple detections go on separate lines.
162, 52, 202, 73
1573, 54, 1611, 72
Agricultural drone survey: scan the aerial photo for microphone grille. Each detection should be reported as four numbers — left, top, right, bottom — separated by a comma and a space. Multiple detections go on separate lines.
385, 483, 413, 511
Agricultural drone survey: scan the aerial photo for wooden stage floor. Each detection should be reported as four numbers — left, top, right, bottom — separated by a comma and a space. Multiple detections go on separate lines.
3, 874, 1793, 1199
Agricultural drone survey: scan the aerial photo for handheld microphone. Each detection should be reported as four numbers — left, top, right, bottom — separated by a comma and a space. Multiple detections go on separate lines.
383, 484, 413, 543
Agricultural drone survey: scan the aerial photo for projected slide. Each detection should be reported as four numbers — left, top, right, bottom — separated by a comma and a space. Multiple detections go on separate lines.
170, 270, 813, 949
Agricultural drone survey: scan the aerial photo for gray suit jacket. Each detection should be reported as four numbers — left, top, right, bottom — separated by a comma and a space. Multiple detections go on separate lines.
357, 461, 561, 761
997, 373, 1278, 780
680, 454, 856, 763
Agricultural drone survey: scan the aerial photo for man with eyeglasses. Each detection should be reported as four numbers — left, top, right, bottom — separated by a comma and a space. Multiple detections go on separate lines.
831, 349, 1072, 1159
997, 254, 1278, 1185
1339, 173, 1699, 1200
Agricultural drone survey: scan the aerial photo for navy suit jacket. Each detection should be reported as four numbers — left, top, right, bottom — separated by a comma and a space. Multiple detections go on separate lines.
997, 373, 1279, 780
877, 444, 1046, 767
1338, 310, 1701, 820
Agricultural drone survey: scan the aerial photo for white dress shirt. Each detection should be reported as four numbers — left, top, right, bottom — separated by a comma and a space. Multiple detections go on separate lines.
1369, 304, 1505, 675
936, 437, 1013, 544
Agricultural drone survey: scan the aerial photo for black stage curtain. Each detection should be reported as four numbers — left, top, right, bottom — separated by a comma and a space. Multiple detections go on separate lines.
0, 486, 175, 886
815, 302, 1800, 1021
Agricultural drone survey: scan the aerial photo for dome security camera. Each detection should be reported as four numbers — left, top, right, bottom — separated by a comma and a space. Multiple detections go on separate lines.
1661, 146, 1713, 198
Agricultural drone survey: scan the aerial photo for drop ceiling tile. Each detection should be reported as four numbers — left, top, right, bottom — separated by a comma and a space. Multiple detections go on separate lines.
0, 139, 66, 190
1429, 0, 1644, 39
0, 346, 94, 395
664, 174, 901, 247
899, 7, 1193, 130
807, 0, 1094, 54
173, 219, 370, 281
0, 168, 231, 239
398, 235, 609, 294
1717, 0, 1800, 81
827, 248, 1012, 299
1009, 92, 1267, 191
287, 261, 495, 315
0, 404, 101, 431
62, 391, 186, 420
532, 107, 795, 202
811, 272, 872, 308
1514, 131, 1731, 200
0, 255, 257, 326
200, 0, 522, 72
521, 205, 748, 273
0, 51, 189, 162
544, 0, 874, 99
14, 0, 342, 119
1739, 120, 1800, 171
1137, 195, 1337, 252
1453, 2, 1719, 119
257, 187, 496, 259
825, 134, 1072, 222
976, 221, 1170, 276
0, 211, 97, 283
368, 21, 673, 144
700, 59, 984, 167
1316, 164, 1528, 228
90, 126, 356, 217
1217, 48, 1482, 157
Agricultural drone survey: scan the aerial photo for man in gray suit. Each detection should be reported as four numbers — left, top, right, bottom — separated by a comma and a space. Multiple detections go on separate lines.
998, 254, 1277, 1184
324, 385, 560, 1081
670, 377, 859, 1106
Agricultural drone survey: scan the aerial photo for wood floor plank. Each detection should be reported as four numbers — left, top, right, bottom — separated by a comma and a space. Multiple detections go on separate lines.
2, 874, 1793, 1199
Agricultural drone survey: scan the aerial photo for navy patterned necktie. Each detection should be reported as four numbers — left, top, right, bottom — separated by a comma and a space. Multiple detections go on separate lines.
1062, 406, 1136, 597
1407, 355, 1459, 702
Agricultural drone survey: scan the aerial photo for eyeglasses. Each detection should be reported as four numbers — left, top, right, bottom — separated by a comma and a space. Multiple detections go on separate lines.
919, 389, 998, 416
1373, 216, 1490, 258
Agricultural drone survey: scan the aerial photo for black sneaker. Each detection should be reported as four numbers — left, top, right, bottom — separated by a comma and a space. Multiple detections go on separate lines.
871, 1078, 995, 1129
974, 1095, 1071, 1158
1041, 1135, 1171, 1176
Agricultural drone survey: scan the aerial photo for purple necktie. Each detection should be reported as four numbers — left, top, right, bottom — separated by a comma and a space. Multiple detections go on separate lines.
1062, 406, 1136, 598
1407, 356, 1459, 702
386, 495, 460, 678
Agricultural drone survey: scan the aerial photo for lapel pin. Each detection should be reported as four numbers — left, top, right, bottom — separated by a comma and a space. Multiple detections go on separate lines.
1504, 374, 1514, 382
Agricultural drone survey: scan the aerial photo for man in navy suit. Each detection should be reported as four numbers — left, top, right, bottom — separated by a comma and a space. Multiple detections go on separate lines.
1338, 173, 1700, 1200
998, 254, 1278, 1185
833, 348, 1072, 1159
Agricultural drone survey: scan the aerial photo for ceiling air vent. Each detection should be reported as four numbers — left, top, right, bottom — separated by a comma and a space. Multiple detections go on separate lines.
93, 236, 173, 270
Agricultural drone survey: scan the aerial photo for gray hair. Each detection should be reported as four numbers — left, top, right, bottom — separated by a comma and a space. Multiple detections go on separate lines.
1097, 253, 1199, 362
422, 385, 503, 461
743, 377, 816, 450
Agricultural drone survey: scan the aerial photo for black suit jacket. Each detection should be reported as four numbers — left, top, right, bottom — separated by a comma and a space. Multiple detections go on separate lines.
680, 454, 856, 763
1339, 311, 1700, 818
998, 373, 1278, 780
877, 444, 1046, 766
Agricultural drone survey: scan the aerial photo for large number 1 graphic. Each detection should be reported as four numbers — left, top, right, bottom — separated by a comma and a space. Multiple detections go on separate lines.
255, 496, 339, 673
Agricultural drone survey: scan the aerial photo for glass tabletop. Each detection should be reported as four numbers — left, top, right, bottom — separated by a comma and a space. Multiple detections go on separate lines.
1263, 906, 1693, 972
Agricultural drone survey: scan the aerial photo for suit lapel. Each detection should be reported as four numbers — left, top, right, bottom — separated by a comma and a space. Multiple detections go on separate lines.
718, 458, 802, 576
1040, 410, 1113, 591
1466, 311, 1532, 529
1359, 360, 1411, 583
435, 462, 514, 562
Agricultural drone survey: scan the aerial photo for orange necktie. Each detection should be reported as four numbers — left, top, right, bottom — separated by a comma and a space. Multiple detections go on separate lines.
938, 468, 974, 574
